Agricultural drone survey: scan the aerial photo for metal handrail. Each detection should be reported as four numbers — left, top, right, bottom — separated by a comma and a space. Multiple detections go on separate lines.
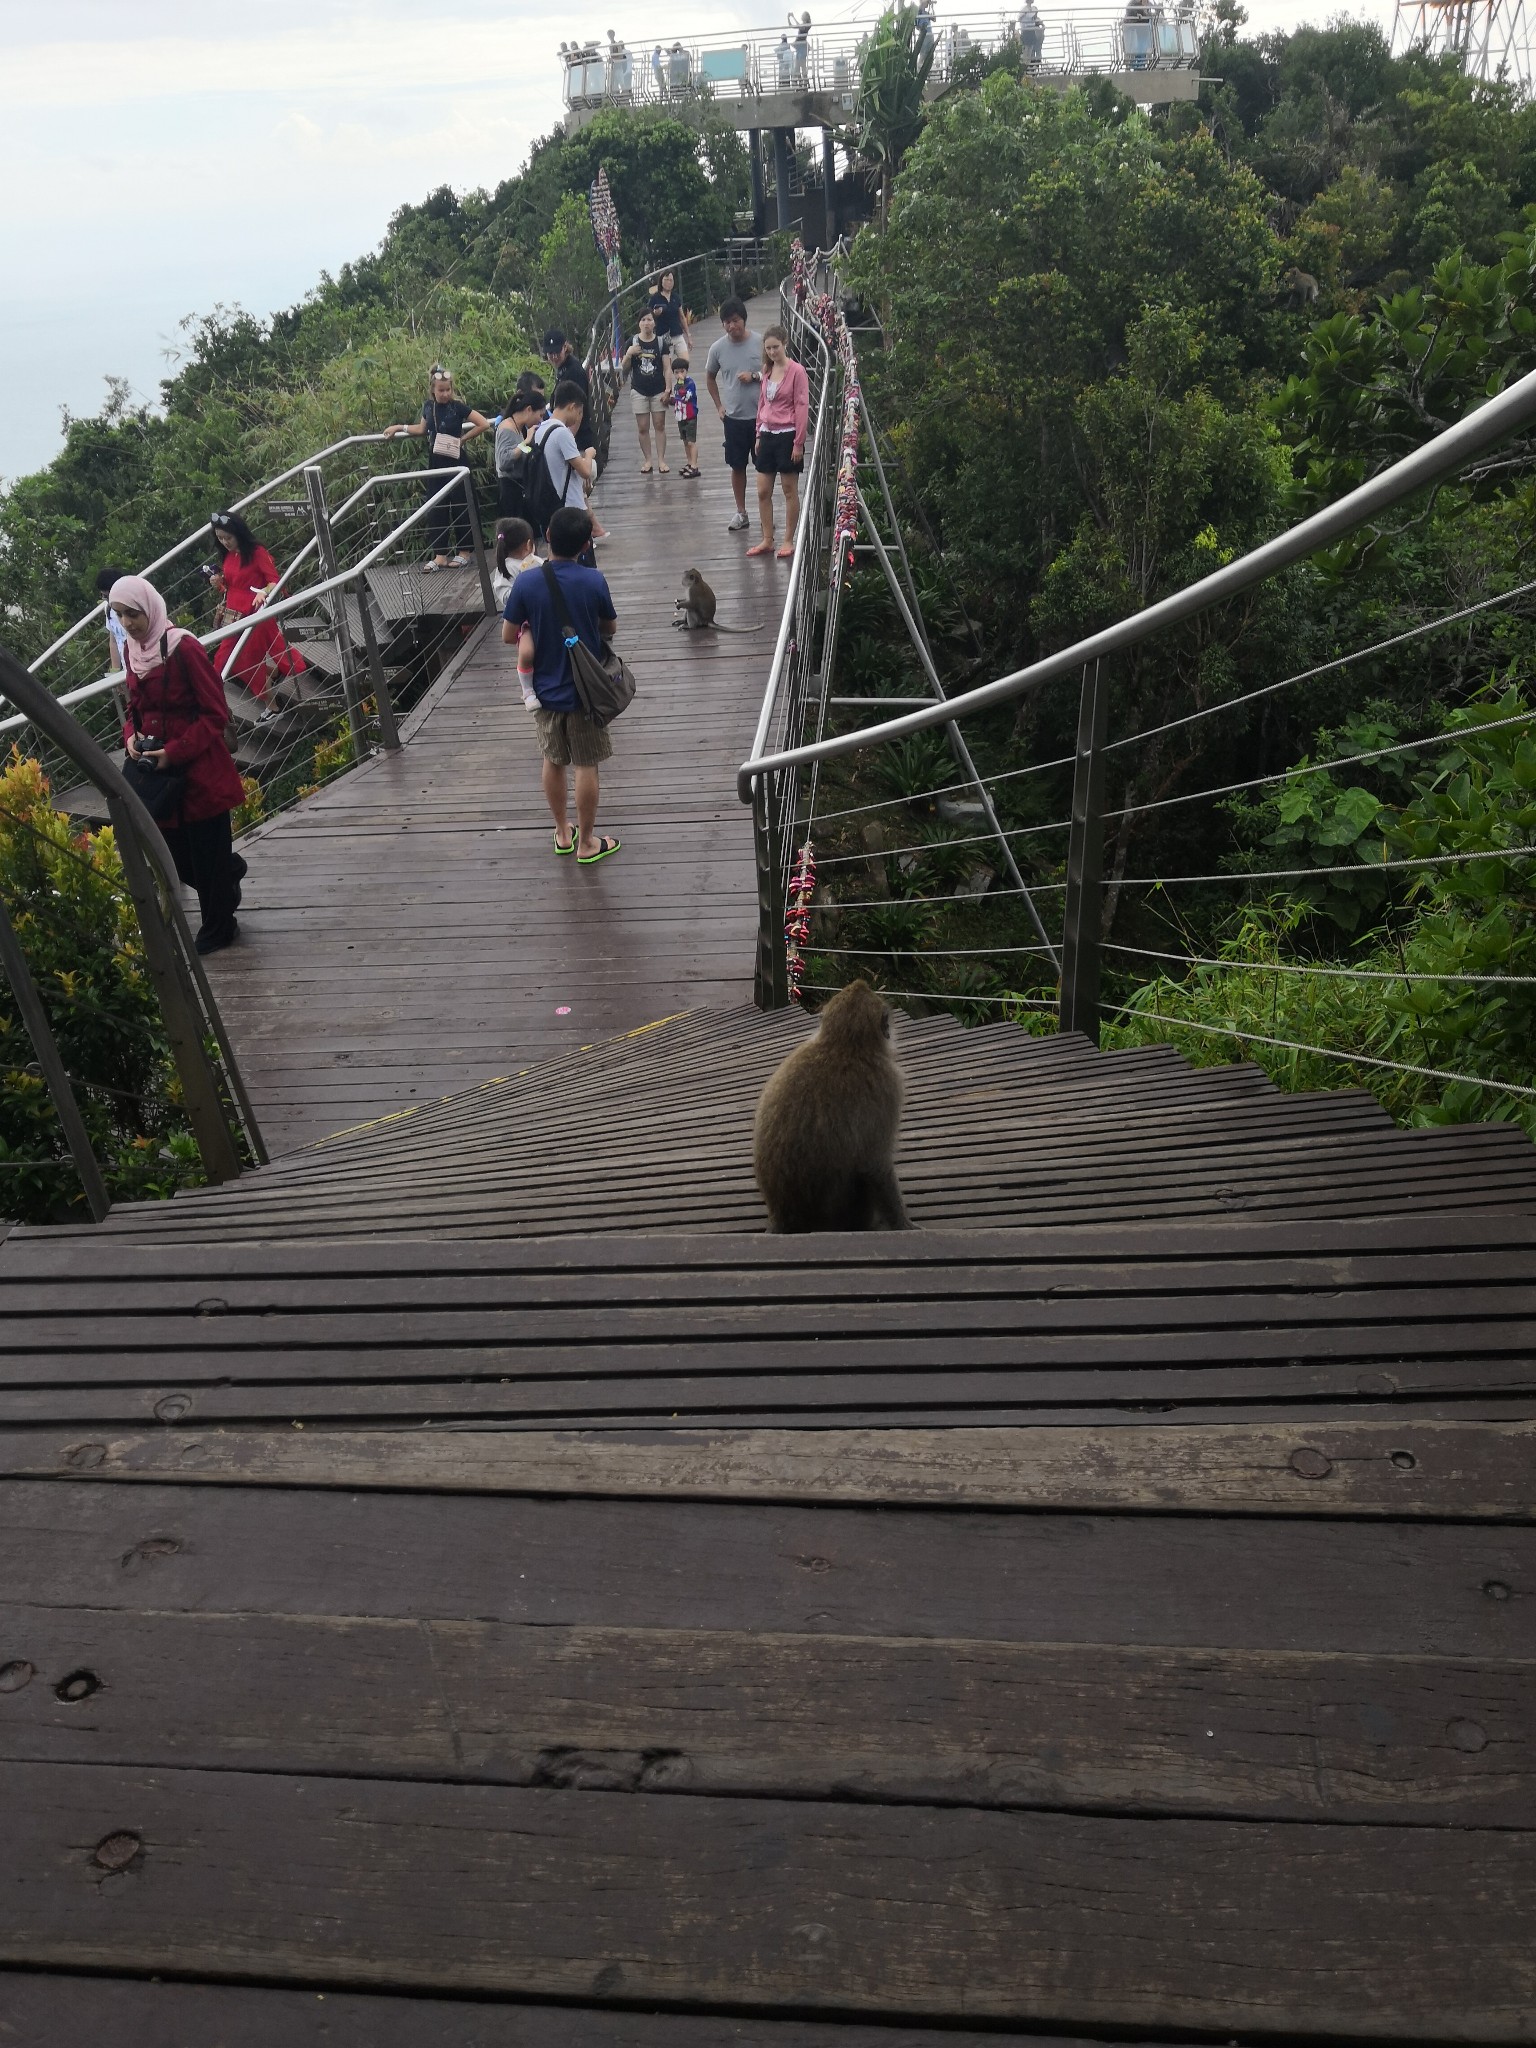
21, 432, 397, 684
736, 362, 1536, 798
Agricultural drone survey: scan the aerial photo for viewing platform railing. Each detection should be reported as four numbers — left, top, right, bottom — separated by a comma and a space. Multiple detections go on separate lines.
561, 3, 1208, 118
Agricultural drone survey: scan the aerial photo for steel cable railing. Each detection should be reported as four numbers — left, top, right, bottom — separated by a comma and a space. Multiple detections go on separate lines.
739, 258, 1536, 1120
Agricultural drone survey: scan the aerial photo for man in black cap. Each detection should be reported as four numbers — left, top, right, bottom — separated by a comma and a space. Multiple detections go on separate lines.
544, 332, 591, 439
544, 330, 605, 538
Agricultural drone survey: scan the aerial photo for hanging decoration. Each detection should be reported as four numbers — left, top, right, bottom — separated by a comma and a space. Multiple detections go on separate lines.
784, 840, 818, 1004
789, 236, 812, 309
588, 169, 623, 359
808, 286, 862, 570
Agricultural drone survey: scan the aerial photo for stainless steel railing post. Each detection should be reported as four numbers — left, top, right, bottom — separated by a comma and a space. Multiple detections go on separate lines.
0, 890, 111, 1220
303, 466, 369, 762
462, 471, 498, 617
1059, 661, 1107, 1044
355, 588, 401, 753
753, 772, 791, 1009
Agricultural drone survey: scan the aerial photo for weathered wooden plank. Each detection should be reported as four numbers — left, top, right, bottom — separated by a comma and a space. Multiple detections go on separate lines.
9, 1243, 1534, 1313
4, 1350, 1534, 1428
1, 1482, 1530, 1655
2, 1420, 1531, 1518
5, 1761, 1534, 2034
3, 1606, 1529, 1825
8, 1284, 1535, 1366
0, 1974, 1120, 2048
9, 1213, 1528, 1271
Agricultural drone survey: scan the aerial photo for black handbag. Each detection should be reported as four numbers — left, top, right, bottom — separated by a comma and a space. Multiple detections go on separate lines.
539, 563, 636, 727
121, 633, 189, 823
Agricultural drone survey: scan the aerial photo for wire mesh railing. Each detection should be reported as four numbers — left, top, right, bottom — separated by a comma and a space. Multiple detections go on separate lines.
739, 253, 1536, 1129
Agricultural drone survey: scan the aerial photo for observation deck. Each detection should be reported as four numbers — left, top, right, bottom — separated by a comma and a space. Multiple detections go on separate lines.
561, 5, 1208, 134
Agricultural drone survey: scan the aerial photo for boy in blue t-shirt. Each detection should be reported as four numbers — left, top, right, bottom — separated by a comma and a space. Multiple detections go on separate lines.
500, 505, 621, 864
672, 356, 701, 479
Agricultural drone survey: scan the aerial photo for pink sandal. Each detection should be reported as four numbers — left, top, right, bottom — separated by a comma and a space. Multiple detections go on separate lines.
775, 541, 795, 560
745, 540, 775, 557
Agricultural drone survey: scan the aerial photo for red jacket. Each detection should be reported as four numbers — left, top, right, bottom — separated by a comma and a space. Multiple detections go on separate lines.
122, 632, 245, 827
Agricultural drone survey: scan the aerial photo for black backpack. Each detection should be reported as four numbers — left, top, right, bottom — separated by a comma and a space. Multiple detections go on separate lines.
524, 421, 566, 537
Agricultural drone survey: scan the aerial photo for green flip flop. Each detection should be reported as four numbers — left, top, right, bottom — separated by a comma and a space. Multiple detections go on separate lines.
554, 828, 576, 855
577, 834, 621, 865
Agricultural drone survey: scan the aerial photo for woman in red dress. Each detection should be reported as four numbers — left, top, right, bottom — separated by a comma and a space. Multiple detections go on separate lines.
209, 510, 307, 701
110, 574, 249, 955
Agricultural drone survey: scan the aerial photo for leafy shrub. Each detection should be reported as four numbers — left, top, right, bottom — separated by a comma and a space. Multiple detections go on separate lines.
1107, 687, 1536, 1132
0, 752, 202, 1222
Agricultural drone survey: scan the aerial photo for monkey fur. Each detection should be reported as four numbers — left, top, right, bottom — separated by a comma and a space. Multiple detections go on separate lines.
753, 979, 911, 1233
674, 567, 762, 633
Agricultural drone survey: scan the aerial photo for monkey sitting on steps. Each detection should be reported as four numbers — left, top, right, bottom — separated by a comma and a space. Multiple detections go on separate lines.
674, 567, 762, 633
753, 980, 911, 1232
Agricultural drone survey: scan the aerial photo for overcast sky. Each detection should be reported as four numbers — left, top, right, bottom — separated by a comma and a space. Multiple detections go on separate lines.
2, 0, 1389, 485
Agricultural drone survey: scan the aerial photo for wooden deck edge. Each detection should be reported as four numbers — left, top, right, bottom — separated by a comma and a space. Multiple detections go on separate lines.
5, 1419, 1533, 1516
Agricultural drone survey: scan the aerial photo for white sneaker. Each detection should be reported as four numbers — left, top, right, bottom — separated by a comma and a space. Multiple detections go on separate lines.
727, 512, 749, 532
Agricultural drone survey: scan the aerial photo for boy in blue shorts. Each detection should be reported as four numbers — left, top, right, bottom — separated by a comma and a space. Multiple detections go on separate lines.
672, 355, 701, 479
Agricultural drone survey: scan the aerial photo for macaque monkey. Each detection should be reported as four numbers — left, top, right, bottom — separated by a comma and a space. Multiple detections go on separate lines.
753, 980, 911, 1232
674, 567, 762, 632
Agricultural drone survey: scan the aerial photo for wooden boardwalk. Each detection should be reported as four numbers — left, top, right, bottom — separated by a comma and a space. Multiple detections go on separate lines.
7, 294, 1536, 2046
207, 299, 782, 1155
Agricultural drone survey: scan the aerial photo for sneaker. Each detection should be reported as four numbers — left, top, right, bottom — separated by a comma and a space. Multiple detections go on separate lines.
727, 512, 749, 532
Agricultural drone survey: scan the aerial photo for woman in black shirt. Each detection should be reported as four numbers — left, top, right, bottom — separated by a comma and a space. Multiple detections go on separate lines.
646, 271, 691, 355
385, 366, 489, 570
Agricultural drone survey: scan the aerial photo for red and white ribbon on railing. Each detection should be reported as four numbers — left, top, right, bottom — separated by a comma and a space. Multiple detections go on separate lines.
790, 240, 862, 569
784, 838, 818, 1003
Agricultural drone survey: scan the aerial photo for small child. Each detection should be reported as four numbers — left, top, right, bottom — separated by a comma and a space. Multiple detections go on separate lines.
672, 356, 700, 478
493, 518, 542, 711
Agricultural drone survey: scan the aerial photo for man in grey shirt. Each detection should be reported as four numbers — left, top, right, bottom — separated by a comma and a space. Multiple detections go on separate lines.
705, 297, 762, 533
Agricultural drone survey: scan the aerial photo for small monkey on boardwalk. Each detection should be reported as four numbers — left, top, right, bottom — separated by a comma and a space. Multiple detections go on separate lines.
674, 567, 762, 633
754, 980, 911, 1232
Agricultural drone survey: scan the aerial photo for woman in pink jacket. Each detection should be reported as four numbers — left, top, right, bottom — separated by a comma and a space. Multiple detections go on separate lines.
747, 328, 810, 560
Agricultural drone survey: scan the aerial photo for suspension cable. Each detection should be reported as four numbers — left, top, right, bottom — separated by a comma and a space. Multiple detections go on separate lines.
801, 982, 1060, 1010
1103, 941, 1536, 987
1104, 574, 1536, 757
1106, 707, 1534, 824
1115, 1007, 1536, 1102
809, 750, 1078, 825
1105, 844, 1536, 888
812, 943, 1059, 959
812, 815, 1073, 866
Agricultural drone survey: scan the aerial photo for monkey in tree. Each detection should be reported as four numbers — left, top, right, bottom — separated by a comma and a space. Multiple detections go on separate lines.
674, 567, 762, 633
753, 980, 911, 1232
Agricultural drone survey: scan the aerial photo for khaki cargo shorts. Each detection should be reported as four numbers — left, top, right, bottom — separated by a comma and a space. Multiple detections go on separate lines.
534, 708, 612, 768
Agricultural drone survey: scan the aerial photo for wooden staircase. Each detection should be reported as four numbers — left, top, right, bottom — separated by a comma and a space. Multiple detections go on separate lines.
3, 1008, 1536, 2040
57, 1002, 1536, 1243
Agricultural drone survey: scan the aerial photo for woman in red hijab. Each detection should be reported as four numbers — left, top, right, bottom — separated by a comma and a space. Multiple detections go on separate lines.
209, 510, 307, 702
111, 574, 248, 955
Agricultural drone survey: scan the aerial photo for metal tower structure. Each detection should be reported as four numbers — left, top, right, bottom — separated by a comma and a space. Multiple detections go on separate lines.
1391, 0, 1532, 84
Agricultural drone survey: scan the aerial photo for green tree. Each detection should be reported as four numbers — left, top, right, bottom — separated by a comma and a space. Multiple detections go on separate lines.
528, 194, 609, 360
853, 4, 936, 225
